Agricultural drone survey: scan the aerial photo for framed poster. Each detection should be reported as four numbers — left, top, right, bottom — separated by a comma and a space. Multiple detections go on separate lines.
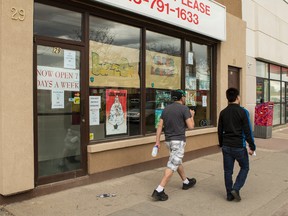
106, 89, 127, 135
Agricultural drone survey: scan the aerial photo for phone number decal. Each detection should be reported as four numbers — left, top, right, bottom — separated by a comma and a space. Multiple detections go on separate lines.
128, 0, 211, 25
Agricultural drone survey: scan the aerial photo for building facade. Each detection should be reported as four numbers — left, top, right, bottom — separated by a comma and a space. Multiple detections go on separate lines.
0, 0, 246, 199
243, 0, 288, 126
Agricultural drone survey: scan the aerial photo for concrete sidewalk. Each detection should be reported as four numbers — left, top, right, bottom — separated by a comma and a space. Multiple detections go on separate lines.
1, 127, 288, 216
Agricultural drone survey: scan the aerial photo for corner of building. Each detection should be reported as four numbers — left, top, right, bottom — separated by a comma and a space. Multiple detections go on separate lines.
0, 0, 34, 196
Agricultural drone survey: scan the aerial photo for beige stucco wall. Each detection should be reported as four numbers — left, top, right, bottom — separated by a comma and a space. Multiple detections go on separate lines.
243, 0, 288, 66
246, 56, 257, 129
87, 128, 217, 174
0, 0, 34, 195
216, 0, 242, 19
217, 13, 247, 116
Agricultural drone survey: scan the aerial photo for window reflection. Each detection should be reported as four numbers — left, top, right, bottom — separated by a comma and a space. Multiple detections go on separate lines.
89, 16, 141, 141
34, 3, 82, 41
145, 31, 181, 133
37, 46, 81, 177
270, 65, 281, 80
185, 41, 212, 127
282, 67, 288, 81
256, 61, 269, 78
270, 81, 280, 102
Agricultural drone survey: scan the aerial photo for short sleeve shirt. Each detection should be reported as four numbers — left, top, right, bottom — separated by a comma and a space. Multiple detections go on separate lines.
161, 102, 191, 141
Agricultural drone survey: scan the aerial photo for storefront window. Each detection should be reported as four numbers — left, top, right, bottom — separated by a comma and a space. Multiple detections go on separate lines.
270, 64, 281, 80
256, 61, 268, 78
256, 62, 288, 126
89, 16, 141, 141
256, 78, 269, 103
185, 41, 211, 127
270, 80, 281, 125
273, 104, 281, 125
282, 67, 288, 82
34, 3, 82, 41
281, 103, 285, 124
270, 81, 280, 103
145, 31, 181, 133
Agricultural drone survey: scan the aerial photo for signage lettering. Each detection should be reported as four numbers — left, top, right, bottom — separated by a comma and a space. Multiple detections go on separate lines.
93, 0, 226, 40
37, 66, 80, 91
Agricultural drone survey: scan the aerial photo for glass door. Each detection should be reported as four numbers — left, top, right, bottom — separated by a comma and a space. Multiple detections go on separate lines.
35, 43, 86, 182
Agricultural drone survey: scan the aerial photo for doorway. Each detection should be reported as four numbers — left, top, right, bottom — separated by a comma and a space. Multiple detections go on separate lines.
228, 66, 240, 91
35, 42, 86, 184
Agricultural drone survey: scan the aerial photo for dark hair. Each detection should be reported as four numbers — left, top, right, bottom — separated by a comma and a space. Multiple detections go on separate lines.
226, 88, 239, 102
171, 89, 186, 101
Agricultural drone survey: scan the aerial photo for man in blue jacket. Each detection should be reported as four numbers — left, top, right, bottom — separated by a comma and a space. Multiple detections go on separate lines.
218, 88, 256, 201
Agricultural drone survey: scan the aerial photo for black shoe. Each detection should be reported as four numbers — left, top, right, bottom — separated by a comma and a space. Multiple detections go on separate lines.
182, 178, 196, 190
226, 193, 235, 201
151, 190, 168, 201
231, 189, 241, 201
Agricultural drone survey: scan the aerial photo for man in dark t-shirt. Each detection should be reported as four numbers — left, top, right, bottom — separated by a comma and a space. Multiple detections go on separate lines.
151, 90, 196, 201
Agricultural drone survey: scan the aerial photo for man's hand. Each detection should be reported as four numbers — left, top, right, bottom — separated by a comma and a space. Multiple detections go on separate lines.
190, 109, 195, 118
248, 149, 254, 155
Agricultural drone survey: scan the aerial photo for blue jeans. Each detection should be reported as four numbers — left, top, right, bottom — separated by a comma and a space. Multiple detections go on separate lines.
222, 146, 249, 195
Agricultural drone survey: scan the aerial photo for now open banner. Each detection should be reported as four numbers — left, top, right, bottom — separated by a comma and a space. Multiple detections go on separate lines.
37, 66, 80, 91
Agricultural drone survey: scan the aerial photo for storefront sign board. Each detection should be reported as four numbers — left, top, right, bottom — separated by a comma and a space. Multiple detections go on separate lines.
92, 0, 226, 41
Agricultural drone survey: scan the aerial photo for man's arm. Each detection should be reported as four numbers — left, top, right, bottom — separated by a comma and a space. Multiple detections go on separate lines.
217, 113, 223, 147
242, 109, 256, 152
186, 109, 195, 129
155, 119, 164, 148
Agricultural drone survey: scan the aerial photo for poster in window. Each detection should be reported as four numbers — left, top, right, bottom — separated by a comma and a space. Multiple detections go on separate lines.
106, 89, 127, 135
89, 41, 140, 88
155, 90, 171, 128
187, 52, 194, 65
64, 50, 76, 69
89, 96, 101, 126
199, 80, 210, 90
155, 109, 163, 129
156, 90, 171, 108
37, 66, 80, 91
51, 89, 64, 109
186, 77, 197, 90
146, 50, 181, 89
185, 90, 196, 106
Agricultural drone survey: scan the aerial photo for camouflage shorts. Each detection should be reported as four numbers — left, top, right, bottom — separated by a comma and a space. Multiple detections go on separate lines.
165, 140, 186, 172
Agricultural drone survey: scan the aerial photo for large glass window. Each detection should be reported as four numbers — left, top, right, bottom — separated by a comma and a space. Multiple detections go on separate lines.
270, 80, 281, 125
34, 3, 82, 41
270, 65, 281, 80
281, 82, 286, 124
256, 61, 288, 126
282, 67, 288, 82
256, 78, 269, 103
256, 61, 269, 78
270, 81, 280, 103
185, 41, 212, 127
89, 16, 141, 141
145, 31, 181, 133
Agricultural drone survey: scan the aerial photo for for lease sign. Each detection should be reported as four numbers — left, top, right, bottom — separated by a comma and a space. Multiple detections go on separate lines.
92, 0, 226, 41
